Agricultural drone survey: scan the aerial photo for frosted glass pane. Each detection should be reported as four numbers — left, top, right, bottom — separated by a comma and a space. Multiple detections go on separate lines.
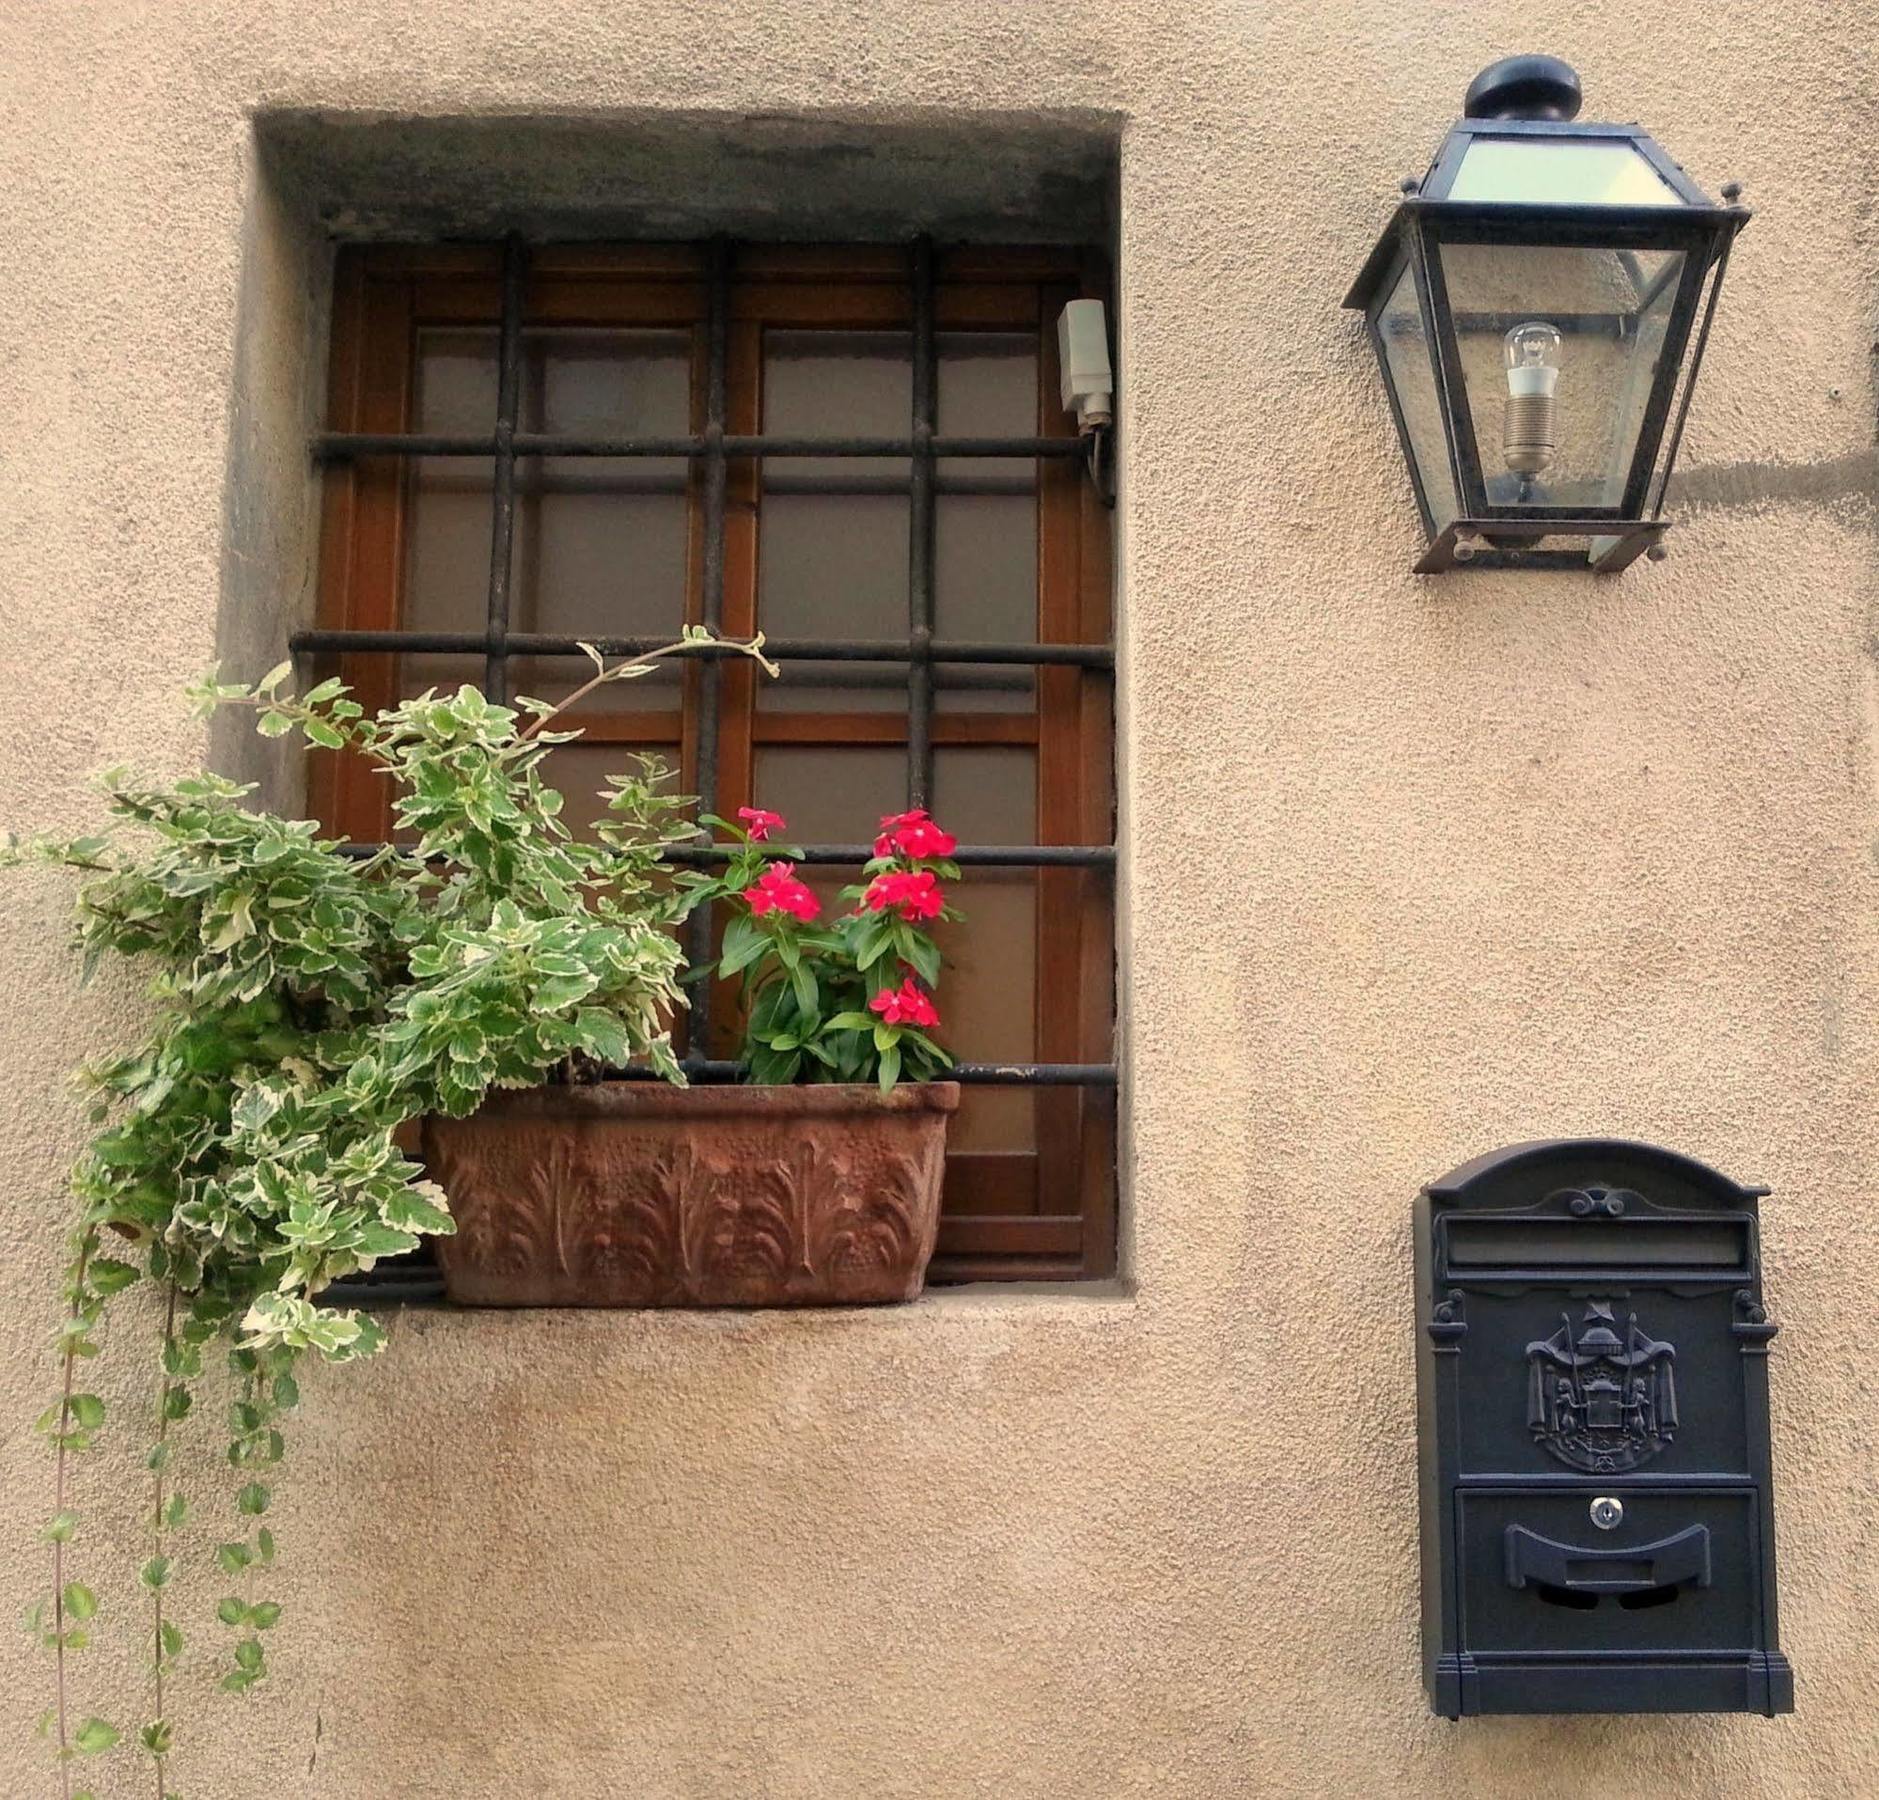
514, 329, 691, 703
402, 327, 692, 708
934, 748, 1036, 1151
414, 329, 499, 431
767, 328, 911, 440
1450, 138, 1683, 207
404, 331, 497, 688
936, 330, 1036, 474
758, 492, 907, 712
938, 334, 1036, 712
760, 330, 911, 711
752, 747, 905, 846
1376, 258, 1458, 532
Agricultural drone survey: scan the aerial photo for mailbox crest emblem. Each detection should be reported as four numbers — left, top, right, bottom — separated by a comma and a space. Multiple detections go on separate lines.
1525, 1301, 1679, 1473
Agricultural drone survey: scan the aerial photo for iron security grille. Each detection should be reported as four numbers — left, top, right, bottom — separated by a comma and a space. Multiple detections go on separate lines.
298, 236, 1118, 1295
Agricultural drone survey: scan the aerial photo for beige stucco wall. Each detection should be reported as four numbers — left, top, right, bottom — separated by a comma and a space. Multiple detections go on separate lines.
3, 2, 1876, 1796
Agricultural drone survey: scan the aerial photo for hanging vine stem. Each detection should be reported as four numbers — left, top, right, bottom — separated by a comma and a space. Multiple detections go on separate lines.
145, 1281, 181, 1798
13, 651, 722, 1785
48, 1228, 96, 1800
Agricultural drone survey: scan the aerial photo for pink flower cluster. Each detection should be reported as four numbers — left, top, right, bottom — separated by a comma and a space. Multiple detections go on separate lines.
862, 868, 944, 922
873, 807, 957, 860
743, 862, 819, 921
870, 978, 940, 1029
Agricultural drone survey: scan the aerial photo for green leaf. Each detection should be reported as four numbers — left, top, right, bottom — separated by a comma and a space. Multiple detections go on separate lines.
272, 1372, 300, 1410
139, 1557, 171, 1591
42, 1511, 78, 1544
139, 1719, 174, 1756
234, 1637, 264, 1672
257, 658, 294, 695
215, 1596, 246, 1626
249, 1601, 282, 1631
145, 1443, 170, 1473
573, 1007, 631, 1068
716, 914, 769, 978
163, 1493, 187, 1529
255, 1528, 276, 1565
304, 719, 345, 751
255, 710, 294, 739
382, 1187, 452, 1235
216, 1543, 252, 1576
69, 1394, 106, 1430
878, 1043, 902, 1092
160, 1621, 184, 1659
63, 1583, 98, 1622
73, 1718, 119, 1755
162, 1339, 201, 1379
237, 1482, 271, 1516
898, 933, 941, 986
790, 959, 818, 1021
162, 1386, 192, 1421
88, 1258, 141, 1295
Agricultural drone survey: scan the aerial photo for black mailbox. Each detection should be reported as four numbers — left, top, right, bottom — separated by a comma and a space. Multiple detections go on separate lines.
1415, 1139, 1793, 1717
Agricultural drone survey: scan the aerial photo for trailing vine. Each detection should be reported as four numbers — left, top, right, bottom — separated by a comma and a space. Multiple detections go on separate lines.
9, 629, 774, 1792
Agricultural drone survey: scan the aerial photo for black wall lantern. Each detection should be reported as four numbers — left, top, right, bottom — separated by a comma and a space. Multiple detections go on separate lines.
1345, 56, 1750, 573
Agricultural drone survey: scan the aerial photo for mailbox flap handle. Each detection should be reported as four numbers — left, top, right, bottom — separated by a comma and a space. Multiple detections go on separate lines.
1505, 1522, 1712, 1595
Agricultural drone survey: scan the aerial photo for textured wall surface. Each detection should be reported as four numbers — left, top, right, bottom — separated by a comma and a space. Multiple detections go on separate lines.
2, 2, 1876, 1796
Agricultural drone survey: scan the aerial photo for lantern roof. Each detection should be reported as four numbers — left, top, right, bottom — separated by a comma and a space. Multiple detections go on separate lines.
1344, 58, 1739, 312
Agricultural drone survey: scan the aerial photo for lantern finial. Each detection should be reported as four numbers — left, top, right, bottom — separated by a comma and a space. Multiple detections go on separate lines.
1463, 55, 1583, 122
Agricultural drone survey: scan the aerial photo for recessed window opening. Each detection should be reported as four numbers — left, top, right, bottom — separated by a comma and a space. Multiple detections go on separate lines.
302, 237, 1118, 1288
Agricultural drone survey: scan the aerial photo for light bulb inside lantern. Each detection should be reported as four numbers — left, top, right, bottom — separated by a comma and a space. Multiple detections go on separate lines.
1502, 321, 1562, 479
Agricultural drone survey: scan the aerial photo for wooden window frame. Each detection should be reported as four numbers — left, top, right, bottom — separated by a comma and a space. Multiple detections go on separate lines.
308, 241, 1115, 1282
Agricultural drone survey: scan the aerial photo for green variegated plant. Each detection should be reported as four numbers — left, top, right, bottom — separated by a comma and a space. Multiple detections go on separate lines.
8, 630, 773, 1796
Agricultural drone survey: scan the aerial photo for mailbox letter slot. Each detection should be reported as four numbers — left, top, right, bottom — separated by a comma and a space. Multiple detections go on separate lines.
1505, 1523, 1712, 1596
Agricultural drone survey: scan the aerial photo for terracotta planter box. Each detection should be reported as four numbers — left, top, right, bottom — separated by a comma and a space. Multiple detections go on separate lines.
422, 1081, 959, 1307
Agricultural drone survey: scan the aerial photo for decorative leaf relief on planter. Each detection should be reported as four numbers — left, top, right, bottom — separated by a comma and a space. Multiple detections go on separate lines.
425, 1089, 954, 1306
812, 1148, 933, 1280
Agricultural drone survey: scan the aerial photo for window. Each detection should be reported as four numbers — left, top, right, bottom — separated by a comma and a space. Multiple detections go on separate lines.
302, 239, 1115, 1281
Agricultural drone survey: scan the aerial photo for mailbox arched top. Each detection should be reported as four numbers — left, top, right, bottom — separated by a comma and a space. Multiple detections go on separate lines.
1424, 1137, 1769, 1209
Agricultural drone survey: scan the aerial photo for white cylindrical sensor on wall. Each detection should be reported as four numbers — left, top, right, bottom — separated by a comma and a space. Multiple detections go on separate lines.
1057, 298, 1113, 432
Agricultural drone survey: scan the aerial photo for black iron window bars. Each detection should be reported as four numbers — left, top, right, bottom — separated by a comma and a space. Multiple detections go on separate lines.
296, 233, 1117, 1121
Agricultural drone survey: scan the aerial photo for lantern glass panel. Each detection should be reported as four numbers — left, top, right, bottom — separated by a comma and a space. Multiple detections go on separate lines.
1438, 242, 1685, 510
1377, 258, 1459, 532
1448, 137, 1684, 207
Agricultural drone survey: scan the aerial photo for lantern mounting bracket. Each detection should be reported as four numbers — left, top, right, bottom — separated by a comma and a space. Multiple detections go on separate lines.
1417, 518, 1668, 575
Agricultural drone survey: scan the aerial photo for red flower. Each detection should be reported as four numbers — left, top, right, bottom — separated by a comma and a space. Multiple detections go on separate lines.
743, 862, 820, 922
873, 807, 958, 860
894, 819, 957, 859
873, 807, 927, 857
869, 978, 940, 1029
737, 805, 785, 843
862, 868, 944, 922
